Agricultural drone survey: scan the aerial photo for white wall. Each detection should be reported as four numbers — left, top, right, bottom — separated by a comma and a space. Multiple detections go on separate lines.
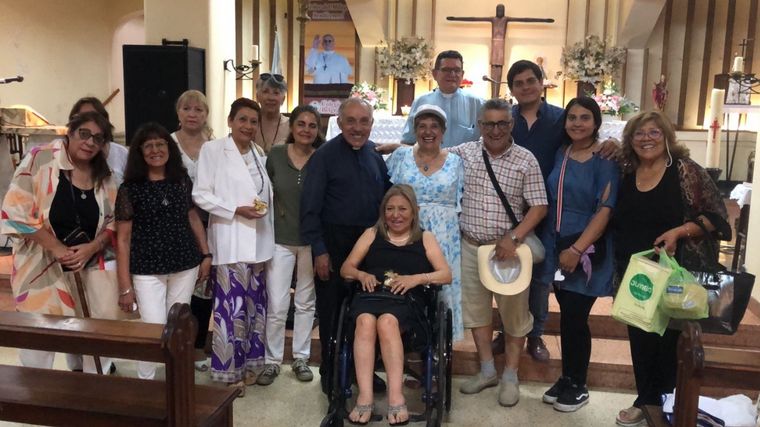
0, 0, 142, 127
110, 12, 146, 136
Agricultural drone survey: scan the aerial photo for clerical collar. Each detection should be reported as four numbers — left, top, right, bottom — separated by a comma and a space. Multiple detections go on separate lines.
440, 90, 456, 99
323, 50, 335, 55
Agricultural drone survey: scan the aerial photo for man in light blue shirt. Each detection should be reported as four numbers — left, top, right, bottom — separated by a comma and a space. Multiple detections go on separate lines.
400, 50, 485, 148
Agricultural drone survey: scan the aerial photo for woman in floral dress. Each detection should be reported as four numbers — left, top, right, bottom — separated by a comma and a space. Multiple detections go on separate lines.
385, 104, 465, 340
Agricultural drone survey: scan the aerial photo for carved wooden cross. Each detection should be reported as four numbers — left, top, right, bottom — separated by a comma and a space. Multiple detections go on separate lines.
447, 4, 554, 98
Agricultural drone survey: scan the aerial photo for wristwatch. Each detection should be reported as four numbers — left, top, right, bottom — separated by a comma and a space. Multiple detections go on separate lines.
509, 231, 520, 245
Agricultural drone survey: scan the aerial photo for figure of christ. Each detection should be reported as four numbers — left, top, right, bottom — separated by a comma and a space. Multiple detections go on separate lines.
447, 4, 554, 98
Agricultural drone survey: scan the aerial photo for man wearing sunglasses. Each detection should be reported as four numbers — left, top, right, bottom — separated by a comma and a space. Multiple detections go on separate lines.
306, 34, 353, 84
399, 50, 484, 149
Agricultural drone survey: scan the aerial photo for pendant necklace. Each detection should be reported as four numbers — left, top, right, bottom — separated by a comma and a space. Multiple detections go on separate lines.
160, 182, 170, 206
261, 116, 281, 150
80, 190, 87, 200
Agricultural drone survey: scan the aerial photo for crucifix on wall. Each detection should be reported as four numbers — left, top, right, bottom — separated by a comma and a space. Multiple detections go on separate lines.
447, 4, 554, 98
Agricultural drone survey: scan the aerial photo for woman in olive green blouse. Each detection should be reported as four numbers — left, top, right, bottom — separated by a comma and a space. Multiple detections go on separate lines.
260, 105, 325, 385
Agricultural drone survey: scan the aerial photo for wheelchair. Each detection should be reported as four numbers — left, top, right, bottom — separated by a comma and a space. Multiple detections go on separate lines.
320, 284, 453, 427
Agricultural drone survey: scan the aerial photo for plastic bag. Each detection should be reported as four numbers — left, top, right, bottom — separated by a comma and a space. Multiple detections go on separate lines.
661, 262, 709, 320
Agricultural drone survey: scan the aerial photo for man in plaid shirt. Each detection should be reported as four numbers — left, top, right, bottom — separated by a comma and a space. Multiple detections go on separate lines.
449, 99, 548, 407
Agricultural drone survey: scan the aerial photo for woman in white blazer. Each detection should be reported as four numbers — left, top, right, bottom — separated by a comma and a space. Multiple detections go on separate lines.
193, 97, 274, 394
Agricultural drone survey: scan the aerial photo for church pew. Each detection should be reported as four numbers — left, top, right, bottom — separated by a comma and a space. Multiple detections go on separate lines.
643, 321, 760, 427
0, 303, 239, 426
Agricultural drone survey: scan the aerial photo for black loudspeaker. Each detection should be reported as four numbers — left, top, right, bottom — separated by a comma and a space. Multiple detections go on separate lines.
123, 44, 205, 144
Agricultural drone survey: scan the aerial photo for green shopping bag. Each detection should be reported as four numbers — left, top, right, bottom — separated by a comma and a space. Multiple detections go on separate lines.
612, 250, 673, 335
659, 256, 709, 320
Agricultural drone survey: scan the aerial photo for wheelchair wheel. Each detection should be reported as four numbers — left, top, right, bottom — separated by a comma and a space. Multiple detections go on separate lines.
427, 302, 453, 427
321, 297, 351, 427
444, 307, 453, 412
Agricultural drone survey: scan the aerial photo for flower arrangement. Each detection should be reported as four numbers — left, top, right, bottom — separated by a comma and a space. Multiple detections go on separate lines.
350, 81, 387, 111
376, 37, 434, 83
460, 78, 474, 89
561, 35, 626, 83
592, 81, 639, 117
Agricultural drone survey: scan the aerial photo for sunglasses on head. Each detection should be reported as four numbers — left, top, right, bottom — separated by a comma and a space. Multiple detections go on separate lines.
260, 73, 285, 83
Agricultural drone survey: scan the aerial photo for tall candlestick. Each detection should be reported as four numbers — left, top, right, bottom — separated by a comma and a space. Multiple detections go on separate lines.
705, 88, 725, 169
732, 56, 744, 73
252, 45, 259, 61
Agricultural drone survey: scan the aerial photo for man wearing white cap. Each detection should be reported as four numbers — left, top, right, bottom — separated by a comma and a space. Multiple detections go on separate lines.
448, 98, 547, 407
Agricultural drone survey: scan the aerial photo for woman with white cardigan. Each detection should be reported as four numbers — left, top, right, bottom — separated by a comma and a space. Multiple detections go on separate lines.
193, 97, 274, 394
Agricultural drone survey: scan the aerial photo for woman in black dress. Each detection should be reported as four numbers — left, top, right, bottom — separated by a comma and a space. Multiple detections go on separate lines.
611, 111, 730, 426
115, 123, 211, 379
340, 184, 451, 425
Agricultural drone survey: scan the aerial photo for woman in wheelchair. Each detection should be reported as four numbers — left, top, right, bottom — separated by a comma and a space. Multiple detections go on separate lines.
340, 184, 452, 425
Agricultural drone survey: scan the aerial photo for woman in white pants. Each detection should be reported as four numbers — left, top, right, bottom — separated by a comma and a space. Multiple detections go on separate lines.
259, 105, 324, 385
115, 123, 211, 379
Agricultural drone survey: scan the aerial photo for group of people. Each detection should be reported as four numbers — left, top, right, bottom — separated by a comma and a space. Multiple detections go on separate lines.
1, 51, 730, 427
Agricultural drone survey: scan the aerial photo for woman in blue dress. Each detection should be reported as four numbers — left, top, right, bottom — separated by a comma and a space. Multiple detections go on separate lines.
385, 104, 465, 341
539, 97, 619, 412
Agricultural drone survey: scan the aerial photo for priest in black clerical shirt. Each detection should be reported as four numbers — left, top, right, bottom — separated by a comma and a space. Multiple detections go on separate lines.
300, 98, 391, 393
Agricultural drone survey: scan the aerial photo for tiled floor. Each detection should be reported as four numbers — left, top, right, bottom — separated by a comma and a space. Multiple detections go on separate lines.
0, 345, 638, 427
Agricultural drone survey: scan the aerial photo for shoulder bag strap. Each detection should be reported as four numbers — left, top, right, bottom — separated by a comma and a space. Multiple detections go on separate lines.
482, 149, 519, 229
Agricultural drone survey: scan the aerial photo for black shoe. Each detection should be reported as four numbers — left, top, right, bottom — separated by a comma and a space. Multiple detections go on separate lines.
372, 373, 387, 393
542, 376, 571, 404
109, 363, 117, 375
526, 336, 550, 362
553, 382, 589, 412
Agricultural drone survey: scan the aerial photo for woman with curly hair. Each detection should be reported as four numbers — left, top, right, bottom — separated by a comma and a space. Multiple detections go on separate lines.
611, 110, 730, 426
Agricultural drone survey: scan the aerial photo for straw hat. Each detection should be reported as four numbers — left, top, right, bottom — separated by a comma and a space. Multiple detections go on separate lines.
477, 244, 533, 296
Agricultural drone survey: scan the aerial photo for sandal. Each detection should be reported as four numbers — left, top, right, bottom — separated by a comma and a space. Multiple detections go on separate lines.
387, 403, 409, 426
348, 403, 374, 425
616, 406, 645, 426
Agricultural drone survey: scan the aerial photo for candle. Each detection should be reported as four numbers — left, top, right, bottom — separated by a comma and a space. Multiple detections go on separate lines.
252, 45, 259, 61
705, 88, 725, 169
732, 56, 744, 73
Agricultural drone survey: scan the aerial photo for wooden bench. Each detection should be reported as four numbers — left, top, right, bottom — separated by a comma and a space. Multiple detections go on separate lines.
0, 303, 239, 426
643, 321, 760, 427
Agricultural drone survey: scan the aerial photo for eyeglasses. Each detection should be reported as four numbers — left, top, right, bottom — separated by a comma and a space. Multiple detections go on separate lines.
633, 129, 663, 140
512, 77, 539, 89
436, 67, 463, 75
323, 38, 335, 44
260, 73, 285, 83
479, 120, 512, 131
77, 128, 106, 146
141, 140, 169, 151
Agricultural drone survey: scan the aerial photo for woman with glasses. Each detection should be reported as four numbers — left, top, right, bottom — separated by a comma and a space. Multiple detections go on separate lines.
386, 104, 465, 341
69, 97, 129, 186
255, 73, 290, 154
259, 105, 325, 386
538, 97, 619, 412
115, 123, 211, 380
171, 89, 215, 372
611, 110, 730, 426
1, 112, 118, 370
193, 98, 274, 395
